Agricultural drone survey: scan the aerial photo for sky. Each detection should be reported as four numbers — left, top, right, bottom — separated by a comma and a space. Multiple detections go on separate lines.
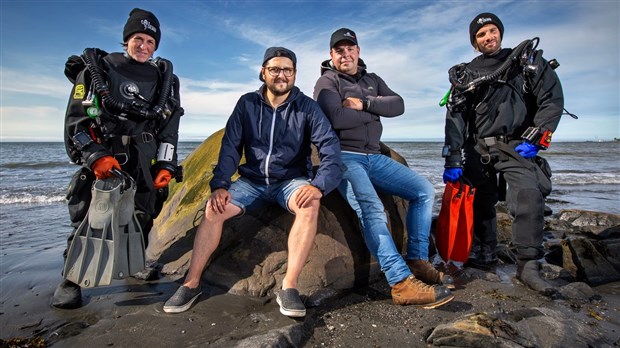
1, 0, 618, 142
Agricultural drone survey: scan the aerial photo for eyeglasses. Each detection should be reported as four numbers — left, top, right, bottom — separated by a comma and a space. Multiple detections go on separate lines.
265, 67, 295, 77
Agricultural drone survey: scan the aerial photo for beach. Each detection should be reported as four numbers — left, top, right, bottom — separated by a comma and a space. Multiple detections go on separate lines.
2, 245, 620, 347
1, 141, 619, 346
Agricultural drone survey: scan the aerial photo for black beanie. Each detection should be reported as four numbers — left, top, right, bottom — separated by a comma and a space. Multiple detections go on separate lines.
469, 12, 503, 47
123, 8, 161, 49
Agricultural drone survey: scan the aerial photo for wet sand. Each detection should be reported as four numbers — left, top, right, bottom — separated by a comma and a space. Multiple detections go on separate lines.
2, 243, 620, 347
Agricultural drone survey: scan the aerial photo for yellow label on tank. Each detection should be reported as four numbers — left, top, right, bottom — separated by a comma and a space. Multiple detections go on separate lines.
73, 84, 85, 99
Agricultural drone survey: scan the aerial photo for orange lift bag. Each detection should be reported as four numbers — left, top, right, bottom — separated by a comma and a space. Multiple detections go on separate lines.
435, 177, 475, 263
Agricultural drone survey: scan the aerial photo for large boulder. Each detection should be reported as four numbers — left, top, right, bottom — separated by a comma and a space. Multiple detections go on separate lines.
147, 130, 408, 302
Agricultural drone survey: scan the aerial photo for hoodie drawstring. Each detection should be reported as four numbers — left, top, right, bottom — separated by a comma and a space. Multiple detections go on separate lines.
258, 107, 263, 138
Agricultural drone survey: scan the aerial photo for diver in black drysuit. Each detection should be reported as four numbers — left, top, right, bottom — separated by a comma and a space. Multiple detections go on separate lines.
442, 13, 564, 284
52, 8, 184, 309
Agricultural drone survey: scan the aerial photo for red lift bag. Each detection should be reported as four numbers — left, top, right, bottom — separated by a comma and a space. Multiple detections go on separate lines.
435, 178, 475, 263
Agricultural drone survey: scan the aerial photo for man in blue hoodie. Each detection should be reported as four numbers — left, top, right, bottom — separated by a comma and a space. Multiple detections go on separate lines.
164, 47, 342, 318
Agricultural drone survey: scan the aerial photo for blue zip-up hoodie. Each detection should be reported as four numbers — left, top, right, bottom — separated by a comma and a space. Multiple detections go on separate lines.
210, 85, 343, 195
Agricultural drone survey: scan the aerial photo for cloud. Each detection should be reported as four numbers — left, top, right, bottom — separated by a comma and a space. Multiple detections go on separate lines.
177, 77, 257, 139
1, 1, 617, 142
1, 106, 65, 141
1, 68, 71, 99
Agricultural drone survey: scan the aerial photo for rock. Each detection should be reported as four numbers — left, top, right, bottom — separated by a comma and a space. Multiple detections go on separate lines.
496, 212, 513, 244
557, 282, 597, 301
551, 209, 620, 237
603, 238, 620, 271
560, 237, 620, 285
539, 261, 572, 283
147, 130, 408, 301
427, 308, 607, 347
481, 205, 620, 288
458, 267, 502, 283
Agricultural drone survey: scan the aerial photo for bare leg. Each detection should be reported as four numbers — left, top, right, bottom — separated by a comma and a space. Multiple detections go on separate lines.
282, 190, 320, 289
183, 200, 241, 289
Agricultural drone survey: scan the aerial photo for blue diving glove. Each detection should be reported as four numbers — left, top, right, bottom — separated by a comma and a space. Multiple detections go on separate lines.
515, 142, 540, 159
443, 167, 463, 184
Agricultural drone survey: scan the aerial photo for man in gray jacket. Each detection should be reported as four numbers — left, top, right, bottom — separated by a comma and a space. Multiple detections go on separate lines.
314, 28, 453, 308
164, 47, 342, 317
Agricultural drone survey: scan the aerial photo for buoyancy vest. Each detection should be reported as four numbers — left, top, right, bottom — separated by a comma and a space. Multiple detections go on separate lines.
454, 48, 530, 141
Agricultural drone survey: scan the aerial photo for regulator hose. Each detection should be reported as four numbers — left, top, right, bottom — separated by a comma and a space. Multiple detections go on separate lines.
82, 48, 174, 121
450, 38, 538, 93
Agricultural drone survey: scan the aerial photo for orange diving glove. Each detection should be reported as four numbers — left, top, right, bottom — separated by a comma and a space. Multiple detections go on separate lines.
92, 156, 121, 179
153, 169, 173, 189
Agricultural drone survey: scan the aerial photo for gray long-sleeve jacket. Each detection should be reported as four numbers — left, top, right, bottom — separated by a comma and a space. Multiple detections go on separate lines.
313, 59, 404, 154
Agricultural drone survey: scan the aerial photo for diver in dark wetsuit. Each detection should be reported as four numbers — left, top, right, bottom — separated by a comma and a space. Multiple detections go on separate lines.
53, 8, 184, 309
441, 13, 566, 289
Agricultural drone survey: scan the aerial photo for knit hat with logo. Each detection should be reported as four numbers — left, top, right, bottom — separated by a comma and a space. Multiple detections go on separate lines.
123, 8, 161, 49
469, 12, 503, 47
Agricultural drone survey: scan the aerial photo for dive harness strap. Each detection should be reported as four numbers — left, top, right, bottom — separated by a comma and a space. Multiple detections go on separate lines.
476, 136, 535, 170
110, 133, 155, 165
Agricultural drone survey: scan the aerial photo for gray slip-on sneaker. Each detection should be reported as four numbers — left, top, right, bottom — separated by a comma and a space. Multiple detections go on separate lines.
276, 288, 306, 317
163, 285, 202, 313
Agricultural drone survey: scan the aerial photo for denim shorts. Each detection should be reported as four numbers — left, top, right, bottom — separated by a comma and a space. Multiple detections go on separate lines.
228, 176, 311, 215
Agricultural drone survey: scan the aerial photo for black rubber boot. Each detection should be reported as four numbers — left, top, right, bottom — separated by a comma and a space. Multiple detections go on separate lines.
467, 245, 498, 270
516, 259, 557, 297
52, 279, 82, 309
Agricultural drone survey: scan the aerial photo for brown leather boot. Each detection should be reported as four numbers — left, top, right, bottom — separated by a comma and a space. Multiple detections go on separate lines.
407, 259, 455, 289
391, 275, 454, 308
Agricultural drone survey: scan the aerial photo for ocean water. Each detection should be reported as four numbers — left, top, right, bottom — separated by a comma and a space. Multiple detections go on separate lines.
0, 141, 618, 249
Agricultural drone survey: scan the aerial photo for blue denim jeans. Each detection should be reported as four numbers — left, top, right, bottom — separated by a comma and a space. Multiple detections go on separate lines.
338, 152, 435, 286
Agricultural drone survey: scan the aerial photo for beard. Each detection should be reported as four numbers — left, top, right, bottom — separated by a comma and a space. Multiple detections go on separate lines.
266, 79, 293, 96
478, 39, 501, 56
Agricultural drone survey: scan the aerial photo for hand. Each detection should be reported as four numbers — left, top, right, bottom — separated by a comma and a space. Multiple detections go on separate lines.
342, 97, 363, 110
92, 156, 121, 179
515, 142, 539, 159
293, 185, 323, 208
208, 188, 232, 214
153, 169, 172, 189
443, 167, 463, 184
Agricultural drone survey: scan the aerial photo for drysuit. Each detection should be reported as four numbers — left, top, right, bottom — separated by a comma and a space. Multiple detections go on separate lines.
63, 49, 183, 248
443, 42, 564, 263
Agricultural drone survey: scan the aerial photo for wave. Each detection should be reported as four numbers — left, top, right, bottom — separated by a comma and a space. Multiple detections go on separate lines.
1, 161, 71, 170
552, 172, 620, 185
553, 169, 602, 174
0, 194, 65, 205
